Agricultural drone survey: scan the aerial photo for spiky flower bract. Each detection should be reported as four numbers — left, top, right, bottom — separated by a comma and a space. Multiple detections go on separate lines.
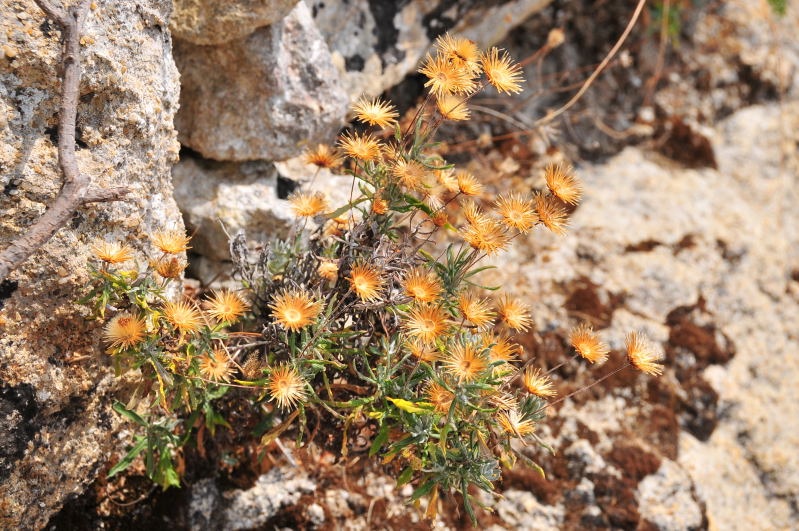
403, 267, 442, 303
495, 192, 538, 233
435, 33, 481, 75
391, 159, 427, 190
305, 144, 344, 169
162, 300, 202, 335
338, 131, 382, 162
569, 323, 609, 364
372, 196, 389, 214
626, 332, 664, 375
481, 332, 521, 364
458, 291, 495, 328
289, 191, 329, 217
199, 349, 234, 382
348, 263, 384, 303
206, 290, 249, 324
426, 381, 454, 413
498, 409, 536, 437
407, 339, 440, 362
462, 200, 489, 226
544, 163, 582, 205
436, 94, 471, 121
523, 367, 556, 397
418, 53, 476, 97
498, 295, 533, 331
443, 342, 488, 383
352, 96, 399, 128
461, 218, 510, 255
533, 192, 569, 235
456, 171, 484, 197
153, 257, 186, 279
268, 288, 322, 332
436, 168, 459, 192
104, 313, 146, 350
403, 304, 448, 344
481, 47, 525, 95
93, 241, 134, 264
268, 365, 308, 410
151, 230, 191, 254
318, 259, 338, 281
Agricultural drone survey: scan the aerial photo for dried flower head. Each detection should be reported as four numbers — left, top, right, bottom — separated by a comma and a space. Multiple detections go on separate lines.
523, 367, 556, 397
458, 291, 495, 328
403, 304, 449, 344
318, 259, 339, 281
443, 342, 488, 383
163, 300, 202, 335
495, 192, 538, 233
436, 168, 459, 193
456, 171, 484, 196
426, 381, 454, 413
352, 96, 399, 128
498, 409, 536, 437
199, 349, 234, 382
431, 210, 449, 227
372, 196, 389, 214
436, 94, 471, 121
481, 332, 521, 364
289, 191, 329, 217
391, 159, 427, 190
461, 218, 510, 255
498, 295, 533, 331
533, 192, 569, 235
403, 267, 442, 303
435, 33, 481, 75
206, 290, 249, 323
242, 354, 266, 380
268, 288, 322, 332
407, 339, 440, 362
462, 200, 489, 226
305, 144, 344, 169
490, 392, 519, 411
348, 263, 385, 302
569, 323, 609, 364
153, 257, 186, 279
481, 47, 525, 95
544, 163, 582, 205
338, 131, 382, 161
626, 332, 664, 375
92, 241, 134, 264
418, 53, 476, 96
104, 313, 146, 350
151, 230, 191, 254
268, 365, 308, 410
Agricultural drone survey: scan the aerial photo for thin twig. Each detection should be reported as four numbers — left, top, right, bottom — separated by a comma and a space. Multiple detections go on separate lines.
0, 0, 130, 281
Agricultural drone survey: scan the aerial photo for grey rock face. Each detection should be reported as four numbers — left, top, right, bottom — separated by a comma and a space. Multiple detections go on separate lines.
174, 1, 349, 162
636, 459, 703, 531
0, 0, 183, 527
171, 0, 299, 45
223, 467, 315, 530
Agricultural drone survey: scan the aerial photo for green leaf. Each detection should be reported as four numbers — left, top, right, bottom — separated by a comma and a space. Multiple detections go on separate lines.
410, 479, 436, 501
107, 437, 147, 478
396, 466, 414, 487
113, 401, 147, 427
369, 422, 389, 457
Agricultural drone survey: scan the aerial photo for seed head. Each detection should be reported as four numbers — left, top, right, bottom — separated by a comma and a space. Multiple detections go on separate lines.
498, 294, 533, 331
268, 288, 322, 332
92, 241, 134, 264
533, 192, 569, 235
626, 332, 664, 375
198, 349, 234, 382
481, 47, 525, 95
338, 131, 382, 162
494, 192, 538, 233
352, 96, 399, 128
151, 230, 191, 254
206, 290, 249, 324
391, 159, 427, 190
544, 163, 582, 205
435, 33, 481, 74
348, 263, 385, 302
268, 365, 308, 410
104, 313, 146, 350
403, 267, 442, 303
443, 342, 488, 383
403, 304, 449, 344
289, 191, 329, 217
569, 323, 609, 364
523, 367, 556, 397
305, 144, 344, 169
162, 300, 202, 335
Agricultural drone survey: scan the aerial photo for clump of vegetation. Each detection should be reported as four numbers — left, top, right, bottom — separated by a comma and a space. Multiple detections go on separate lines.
81, 33, 663, 522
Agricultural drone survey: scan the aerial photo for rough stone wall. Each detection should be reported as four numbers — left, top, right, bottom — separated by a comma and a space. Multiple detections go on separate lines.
0, 0, 183, 527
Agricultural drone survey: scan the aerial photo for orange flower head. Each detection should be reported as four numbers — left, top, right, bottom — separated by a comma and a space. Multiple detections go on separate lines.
524, 367, 556, 397
461, 218, 510, 255
544, 163, 582, 205
268, 288, 322, 332
498, 294, 533, 331
436, 168, 459, 193
436, 94, 470, 121
626, 332, 664, 376
498, 409, 536, 437
533, 192, 569, 235
456, 171, 483, 196
338, 131, 382, 162
206, 290, 249, 323
443, 342, 488, 383
305, 144, 344, 169
199, 349, 234, 382
495, 192, 538, 233
104, 313, 146, 350
481, 47, 525, 95
348, 263, 384, 302
407, 339, 440, 362
418, 53, 476, 96
268, 365, 308, 410
391, 159, 427, 190
569, 323, 609, 364
431, 210, 449, 227
153, 257, 186, 279
403, 304, 448, 344
318, 259, 339, 281
289, 191, 329, 217
434, 33, 481, 75
93, 241, 135, 264
163, 300, 202, 334
426, 381, 454, 413
352, 96, 399, 128
372, 195, 389, 214
481, 332, 521, 364
462, 200, 489, 226
403, 267, 442, 303
458, 291, 495, 328
151, 230, 191, 254
490, 392, 519, 412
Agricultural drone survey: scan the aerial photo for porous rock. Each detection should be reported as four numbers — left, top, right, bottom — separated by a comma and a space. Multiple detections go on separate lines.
171, 0, 299, 45
223, 467, 315, 530
0, 0, 183, 527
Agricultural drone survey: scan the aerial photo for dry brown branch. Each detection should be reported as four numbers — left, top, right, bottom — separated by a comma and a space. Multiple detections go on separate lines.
0, 0, 130, 282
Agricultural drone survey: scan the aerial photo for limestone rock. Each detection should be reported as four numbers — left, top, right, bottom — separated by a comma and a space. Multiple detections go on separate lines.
171, 0, 299, 45
223, 467, 315, 530
495, 489, 565, 530
0, 0, 183, 527
636, 459, 703, 531
174, 1, 349, 162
